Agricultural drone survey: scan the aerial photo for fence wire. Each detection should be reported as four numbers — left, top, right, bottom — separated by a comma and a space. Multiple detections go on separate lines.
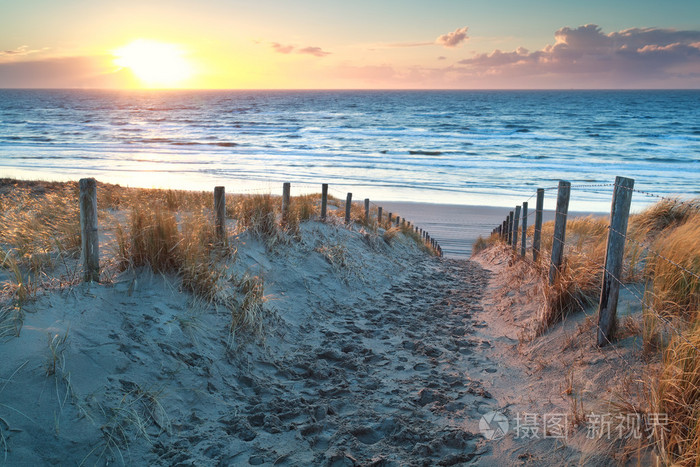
492, 179, 699, 355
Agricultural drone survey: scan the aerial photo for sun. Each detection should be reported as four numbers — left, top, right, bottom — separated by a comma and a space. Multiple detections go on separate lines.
113, 39, 192, 88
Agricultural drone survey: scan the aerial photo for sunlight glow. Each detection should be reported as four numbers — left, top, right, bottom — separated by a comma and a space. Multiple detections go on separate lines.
113, 39, 192, 88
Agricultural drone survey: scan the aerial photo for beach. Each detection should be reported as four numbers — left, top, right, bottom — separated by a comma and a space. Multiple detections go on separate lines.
0, 179, 664, 465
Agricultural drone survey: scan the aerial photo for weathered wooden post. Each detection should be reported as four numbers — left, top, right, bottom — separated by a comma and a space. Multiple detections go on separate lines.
533, 188, 544, 262
502, 220, 507, 240
548, 181, 571, 285
512, 205, 521, 252
387, 212, 392, 227
520, 201, 528, 257
597, 176, 635, 346
345, 192, 352, 224
377, 207, 382, 225
282, 182, 291, 223
214, 186, 226, 240
321, 183, 328, 220
364, 198, 370, 224
507, 211, 514, 245
79, 178, 99, 282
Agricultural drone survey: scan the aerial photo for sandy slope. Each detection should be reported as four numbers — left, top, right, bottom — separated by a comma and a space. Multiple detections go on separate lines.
1, 213, 655, 466
1, 220, 504, 466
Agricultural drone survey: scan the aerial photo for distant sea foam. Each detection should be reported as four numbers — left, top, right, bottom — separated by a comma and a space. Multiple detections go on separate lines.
0, 89, 698, 212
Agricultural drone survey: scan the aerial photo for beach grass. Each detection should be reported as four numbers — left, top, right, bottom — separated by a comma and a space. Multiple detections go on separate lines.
478, 197, 700, 464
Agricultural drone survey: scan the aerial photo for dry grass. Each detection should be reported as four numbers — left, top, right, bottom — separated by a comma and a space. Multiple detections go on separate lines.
472, 233, 500, 255
233, 194, 280, 240
654, 321, 700, 466
488, 197, 700, 463
644, 213, 700, 321
0, 180, 81, 271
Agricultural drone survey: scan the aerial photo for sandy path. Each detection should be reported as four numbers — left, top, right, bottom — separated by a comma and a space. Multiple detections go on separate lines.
193, 258, 496, 466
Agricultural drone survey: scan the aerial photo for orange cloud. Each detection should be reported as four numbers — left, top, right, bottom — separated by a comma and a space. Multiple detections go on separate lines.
270, 42, 331, 57
436, 26, 469, 48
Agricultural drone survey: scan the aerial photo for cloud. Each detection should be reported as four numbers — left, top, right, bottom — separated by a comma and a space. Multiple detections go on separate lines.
271, 42, 295, 54
0, 45, 44, 60
0, 56, 137, 88
370, 27, 469, 50
270, 42, 331, 57
436, 27, 469, 48
454, 25, 700, 87
298, 46, 331, 57
437, 56, 447, 60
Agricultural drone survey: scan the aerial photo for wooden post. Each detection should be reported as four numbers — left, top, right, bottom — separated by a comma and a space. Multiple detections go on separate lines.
387, 212, 392, 227
548, 181, 571, 285
533, 188, 544, 262
79, 178, 99, 282
377, 207, 382, 224
512, 205, 521, 252
520, 201, 528, 257
597, 176, 635, 346
321, 183, 328, 220
364, 198, 370, 224
507, 211, 514, 244
282, 182, 291, 223
502, 220, 506, 240
345, 192, 352, 224
214, 186, 226, 240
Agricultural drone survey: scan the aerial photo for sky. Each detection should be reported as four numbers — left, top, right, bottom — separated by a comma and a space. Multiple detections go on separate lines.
1, 0, 699, 89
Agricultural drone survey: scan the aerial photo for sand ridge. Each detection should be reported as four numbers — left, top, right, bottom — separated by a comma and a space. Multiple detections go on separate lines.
1, 218, 506, 466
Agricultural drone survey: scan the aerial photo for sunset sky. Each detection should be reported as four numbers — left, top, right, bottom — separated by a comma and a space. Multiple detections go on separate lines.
1, 0, 699, 89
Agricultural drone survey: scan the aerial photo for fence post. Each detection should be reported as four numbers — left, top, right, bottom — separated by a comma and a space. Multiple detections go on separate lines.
533, 188, 544, 262
521, 201, 528, 257
507, 211, 514, 244
502, 220, 507, 240
548, 181, 571, 285
79, 178, 99, 282
345, 192, 352, 224
512, 205, 521, 252
377, 207, 382, 225
364, 198, 370, 224
214, 186, 226, 240
597, 176, 635, 346
321, 183, 328, 220
282, 182, 291, 223
387, 212, 392, 227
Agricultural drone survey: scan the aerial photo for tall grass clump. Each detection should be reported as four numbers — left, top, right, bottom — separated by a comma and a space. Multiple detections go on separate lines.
228, 273, 266, 340
630, 199, 700, 240
117, 209, 180, 273
644, 213, 700, 321
538, 254, 601, 334
472, 234, 500, 255
0, 182, 81, 268
234, 194, 279, 239
654, 322, 700, 466
116, 206, 224, 302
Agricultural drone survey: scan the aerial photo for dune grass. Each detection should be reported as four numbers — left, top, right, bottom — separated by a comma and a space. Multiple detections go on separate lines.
480, 197, 700, 463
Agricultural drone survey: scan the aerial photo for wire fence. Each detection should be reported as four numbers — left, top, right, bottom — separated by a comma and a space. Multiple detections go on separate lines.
490, 175, 699, 350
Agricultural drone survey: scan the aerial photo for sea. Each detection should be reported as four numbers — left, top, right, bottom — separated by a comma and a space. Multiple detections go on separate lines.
1, 89, 698, 216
